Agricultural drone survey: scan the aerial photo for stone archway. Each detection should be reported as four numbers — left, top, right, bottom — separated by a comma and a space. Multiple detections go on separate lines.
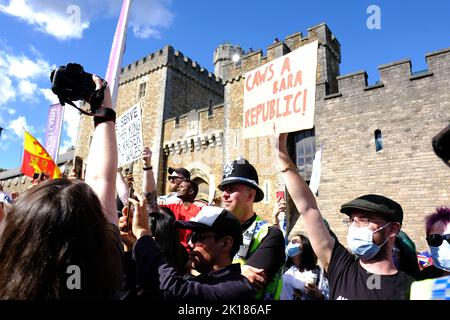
185, 162, 216, 204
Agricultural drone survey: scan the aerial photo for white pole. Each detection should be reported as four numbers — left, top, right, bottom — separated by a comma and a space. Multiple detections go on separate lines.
104, 0, 133, 109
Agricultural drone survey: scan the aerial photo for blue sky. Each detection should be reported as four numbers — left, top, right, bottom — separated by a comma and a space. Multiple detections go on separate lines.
0, 0, 449, 170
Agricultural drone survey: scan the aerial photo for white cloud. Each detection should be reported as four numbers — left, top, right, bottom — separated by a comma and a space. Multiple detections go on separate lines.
0, 0, 174, 40
7, 108, 16, 115
132, 25, 161, 39
5, 54, 52, 80
0, 48, 54, 104
60, 104, 80, 153
8, 116, 34, 138
40, 88, 59, 105
0, 0, 89, 40
18, 80, 38, 100
0, 73, 15, 106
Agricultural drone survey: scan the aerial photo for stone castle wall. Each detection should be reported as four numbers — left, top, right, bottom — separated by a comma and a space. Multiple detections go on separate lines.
71, 23, 450, 251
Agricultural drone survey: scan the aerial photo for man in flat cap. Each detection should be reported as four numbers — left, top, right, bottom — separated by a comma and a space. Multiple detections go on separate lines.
217, 158, 285, 300
273, 132, 414, 300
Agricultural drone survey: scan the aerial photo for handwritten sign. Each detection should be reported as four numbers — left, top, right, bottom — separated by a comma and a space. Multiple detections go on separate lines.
243, 40, 318, 138
116, 104, 143, 167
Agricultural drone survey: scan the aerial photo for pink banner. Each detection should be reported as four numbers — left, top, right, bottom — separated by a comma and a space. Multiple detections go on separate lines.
105, 0, 132, 108
44, 103, 64, 162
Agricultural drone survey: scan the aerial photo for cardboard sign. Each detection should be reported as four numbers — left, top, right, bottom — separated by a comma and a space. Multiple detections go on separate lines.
243, 40, 318, 138
116, 103, 143, 167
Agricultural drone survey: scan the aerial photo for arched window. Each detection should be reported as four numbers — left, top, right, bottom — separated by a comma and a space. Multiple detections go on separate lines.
294, 129, 316, 181
374, 129, 383, 152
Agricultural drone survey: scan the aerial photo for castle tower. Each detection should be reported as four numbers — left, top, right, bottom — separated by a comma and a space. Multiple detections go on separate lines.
213, 43, 244, 80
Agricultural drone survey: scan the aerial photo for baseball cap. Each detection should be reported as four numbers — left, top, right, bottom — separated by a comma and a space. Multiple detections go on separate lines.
340, 194, 403, 223
168, 167, 190, 180
217, 158, 264, 202
175, 206, 243, 255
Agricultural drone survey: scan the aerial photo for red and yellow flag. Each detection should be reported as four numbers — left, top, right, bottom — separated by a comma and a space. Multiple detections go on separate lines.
20, 130, 62, 179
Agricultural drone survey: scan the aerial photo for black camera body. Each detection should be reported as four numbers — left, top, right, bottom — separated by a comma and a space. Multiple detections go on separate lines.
50, 63, 96, 103
432, 124, 450, 166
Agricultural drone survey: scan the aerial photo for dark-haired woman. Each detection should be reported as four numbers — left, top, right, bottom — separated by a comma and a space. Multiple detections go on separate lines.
0, 77, 122, 299
280, 233, 329, 300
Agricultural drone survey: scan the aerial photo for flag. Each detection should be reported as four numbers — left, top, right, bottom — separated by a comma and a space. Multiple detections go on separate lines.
20, 131, 62, 179
44, 103, 64, 162
105, 0, 133, 108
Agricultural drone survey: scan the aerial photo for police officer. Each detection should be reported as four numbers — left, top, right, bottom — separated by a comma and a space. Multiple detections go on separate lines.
218, 158, 286, 300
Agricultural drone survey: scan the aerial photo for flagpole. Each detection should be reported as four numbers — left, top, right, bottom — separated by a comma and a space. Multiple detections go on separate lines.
19, 128, 25, 191
105, 0, 133, 109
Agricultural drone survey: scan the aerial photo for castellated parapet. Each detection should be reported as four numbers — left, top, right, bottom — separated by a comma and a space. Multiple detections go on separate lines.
219, 23, 341, 94
119, 45, 223, 96
329, 47, 450, 97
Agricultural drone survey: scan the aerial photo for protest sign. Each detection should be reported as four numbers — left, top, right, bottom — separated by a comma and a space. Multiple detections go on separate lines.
243, 40, 318, 138
116, 103, 143, 167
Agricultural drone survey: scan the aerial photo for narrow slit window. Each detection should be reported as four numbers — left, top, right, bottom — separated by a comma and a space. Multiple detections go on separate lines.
374, 129, 383, 152
138, 82, 147, 99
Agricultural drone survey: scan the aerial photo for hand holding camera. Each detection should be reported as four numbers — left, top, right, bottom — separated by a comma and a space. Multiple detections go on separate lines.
50, 63, 115, 126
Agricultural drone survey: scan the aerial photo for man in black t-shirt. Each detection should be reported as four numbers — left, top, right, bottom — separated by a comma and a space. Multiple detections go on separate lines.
273, 132, 414, 300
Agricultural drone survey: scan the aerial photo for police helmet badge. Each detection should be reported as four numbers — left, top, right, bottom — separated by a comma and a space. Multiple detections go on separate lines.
223, 162, 234, 178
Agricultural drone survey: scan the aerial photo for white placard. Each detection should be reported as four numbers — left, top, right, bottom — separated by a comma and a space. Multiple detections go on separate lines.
243, 40, 318, 138
116, 104, 144, 167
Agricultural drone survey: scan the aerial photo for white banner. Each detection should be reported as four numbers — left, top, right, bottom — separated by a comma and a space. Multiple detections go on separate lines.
309, 144, 323, 195
243, 40, 318, 138
116, 104, 143, 167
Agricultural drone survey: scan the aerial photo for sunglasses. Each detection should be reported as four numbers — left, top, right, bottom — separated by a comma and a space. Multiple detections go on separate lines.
168, 176, 185, 182
187, 231, 216, 244
426, 233, 450, 247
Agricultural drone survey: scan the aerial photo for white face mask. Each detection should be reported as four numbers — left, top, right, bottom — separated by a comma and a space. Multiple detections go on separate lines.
347, 223, 391, 260
429, 241, 450, 272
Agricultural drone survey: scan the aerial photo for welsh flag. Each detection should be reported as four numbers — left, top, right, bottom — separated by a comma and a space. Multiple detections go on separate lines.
20, 130, 62, 179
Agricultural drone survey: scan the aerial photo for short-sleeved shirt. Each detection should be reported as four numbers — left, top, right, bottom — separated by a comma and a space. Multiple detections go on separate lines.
327, 241, 414, 300
159, 198, 207, 248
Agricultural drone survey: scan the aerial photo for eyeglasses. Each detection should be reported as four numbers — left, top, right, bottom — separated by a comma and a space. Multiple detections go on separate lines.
426, 233, 450, 247
187, 232, 217, 244
342, 217, 387, 227
168, 176, 185, 182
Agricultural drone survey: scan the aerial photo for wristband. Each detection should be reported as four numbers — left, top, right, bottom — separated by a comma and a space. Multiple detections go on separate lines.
143, 166, 153, 171
280, 162, 296, 173
94, 107, 116, 127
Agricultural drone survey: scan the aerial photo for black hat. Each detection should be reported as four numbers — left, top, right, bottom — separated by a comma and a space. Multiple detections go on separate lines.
175, 206, 243, 254
168, 167, 190, 180
217, 158, 264, 202
340, 194, 403, 223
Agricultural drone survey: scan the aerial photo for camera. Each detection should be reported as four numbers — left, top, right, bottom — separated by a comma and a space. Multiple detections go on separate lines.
432, 123, 450, 166
50, 63, 96, 104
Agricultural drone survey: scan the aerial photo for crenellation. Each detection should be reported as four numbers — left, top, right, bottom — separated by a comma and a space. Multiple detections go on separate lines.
336, 70, 368, 94
425, 47, 450, 74
267, 41, 290, 61
378, 59, 412, 84
119, 45, 171, 85
283, 32, 303, 51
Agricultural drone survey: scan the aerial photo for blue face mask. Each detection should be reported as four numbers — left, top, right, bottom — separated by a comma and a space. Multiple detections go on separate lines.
286, 242, 302, 258
429, 241, 450, 272
347, 223, 391, 260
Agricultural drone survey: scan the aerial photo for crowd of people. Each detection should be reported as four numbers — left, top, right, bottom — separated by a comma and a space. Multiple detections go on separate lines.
0, 78, 449, 300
